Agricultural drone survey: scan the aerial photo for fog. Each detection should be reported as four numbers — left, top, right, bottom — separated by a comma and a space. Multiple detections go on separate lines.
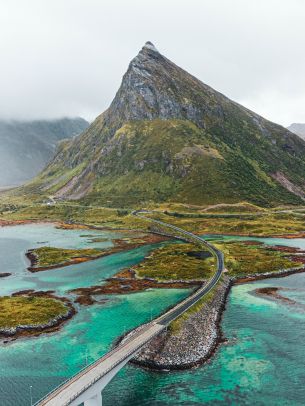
1, 0, 305, 126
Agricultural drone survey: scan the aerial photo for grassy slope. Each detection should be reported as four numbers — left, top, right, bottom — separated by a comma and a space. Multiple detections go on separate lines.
78, 119, 305, 207
0, 201, 304, 236
10, 117, 305, 208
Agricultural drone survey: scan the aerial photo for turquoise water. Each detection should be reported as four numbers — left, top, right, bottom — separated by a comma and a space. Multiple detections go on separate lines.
104, 242, 305, 405
1, 225, 305, 405
0, 224, 190, 405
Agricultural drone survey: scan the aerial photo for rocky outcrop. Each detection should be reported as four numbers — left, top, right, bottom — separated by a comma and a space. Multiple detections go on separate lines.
130, 276, 231, 370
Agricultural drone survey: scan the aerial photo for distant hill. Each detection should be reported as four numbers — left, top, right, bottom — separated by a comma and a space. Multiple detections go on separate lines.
287, 123, 305, 141
0, 118, 89, 187
23, 42, 305, 207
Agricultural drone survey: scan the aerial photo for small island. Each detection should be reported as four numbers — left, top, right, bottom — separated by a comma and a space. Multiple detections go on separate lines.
26, 246, 105, 272
0, 291, 75, 340
26, 234, 167, 273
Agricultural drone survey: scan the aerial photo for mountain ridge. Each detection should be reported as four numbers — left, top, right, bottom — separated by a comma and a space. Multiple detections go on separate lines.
23, 42, 305, 206
0, 117, 89, 187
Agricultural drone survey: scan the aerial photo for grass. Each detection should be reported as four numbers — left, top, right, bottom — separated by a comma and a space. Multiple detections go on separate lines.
215, 240, 300, 277
169, 289, 215, 334
0, 296, 68, 328
148, 209, 305, 237
30, 246, 103, 268
133, 243, 215, 281
0, 199, 304, 237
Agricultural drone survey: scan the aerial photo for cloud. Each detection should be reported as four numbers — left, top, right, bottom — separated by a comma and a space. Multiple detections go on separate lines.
0, 0, 304, 126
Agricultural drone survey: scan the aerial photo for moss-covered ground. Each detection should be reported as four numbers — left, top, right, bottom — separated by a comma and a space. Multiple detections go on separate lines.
0, 200, 304, 237
133, 243, 215, 281
0, 296, 68, 329
216, 240, 300, 277
29, 246, 102, 269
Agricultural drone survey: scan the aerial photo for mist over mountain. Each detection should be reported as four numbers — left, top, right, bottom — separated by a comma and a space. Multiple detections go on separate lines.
0, 118, 89, 187
25, 42, 305, 206
287, 123, 305, 141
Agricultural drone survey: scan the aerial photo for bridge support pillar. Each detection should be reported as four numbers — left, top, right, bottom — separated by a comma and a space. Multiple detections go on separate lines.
84, 391, 102, 406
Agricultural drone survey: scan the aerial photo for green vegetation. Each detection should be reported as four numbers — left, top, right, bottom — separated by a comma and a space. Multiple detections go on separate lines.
148, 208, 305, 237
29, 246, 103, 269
134, 243, 215, 281
215, 240, 300, 277
169, 289, 215, 334
32, 118, 305, 207
0, 296, 68, 328
0, 200, 304, 238
0, 203, 146, 229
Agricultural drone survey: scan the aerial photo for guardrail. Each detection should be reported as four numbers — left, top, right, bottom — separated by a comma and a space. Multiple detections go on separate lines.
34, 323, 160, 406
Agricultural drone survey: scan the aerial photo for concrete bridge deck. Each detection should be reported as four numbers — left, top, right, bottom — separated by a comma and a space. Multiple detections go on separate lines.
37, 323, 164, 406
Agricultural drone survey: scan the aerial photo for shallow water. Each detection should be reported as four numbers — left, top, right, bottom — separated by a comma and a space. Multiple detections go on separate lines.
0, 225, 305, 405
0, 224, 190, 405
102, 272, 305, 406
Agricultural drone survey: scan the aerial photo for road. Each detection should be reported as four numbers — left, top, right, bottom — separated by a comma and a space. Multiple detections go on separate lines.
132, 210, 224, 325
35, 210, 225, 406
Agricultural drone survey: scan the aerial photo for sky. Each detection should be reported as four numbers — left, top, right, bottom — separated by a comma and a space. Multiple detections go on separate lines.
0, 0, 305, 127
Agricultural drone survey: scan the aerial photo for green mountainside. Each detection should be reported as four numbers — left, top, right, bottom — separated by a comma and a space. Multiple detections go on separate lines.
0, 117, 88, 187
23, 42, 305, 207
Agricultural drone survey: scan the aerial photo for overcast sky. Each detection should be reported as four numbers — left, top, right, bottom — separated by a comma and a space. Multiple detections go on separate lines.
1, 0, 305, 127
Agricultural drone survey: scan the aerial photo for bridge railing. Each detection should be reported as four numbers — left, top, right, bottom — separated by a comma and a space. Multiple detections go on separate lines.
34, 321, 157, 405
53, 325, 164, 406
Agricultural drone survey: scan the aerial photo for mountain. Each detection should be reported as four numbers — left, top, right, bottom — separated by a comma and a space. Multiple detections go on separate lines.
287, 123, 305, 141
28, 42, 305, 207
0, 118, 89, 187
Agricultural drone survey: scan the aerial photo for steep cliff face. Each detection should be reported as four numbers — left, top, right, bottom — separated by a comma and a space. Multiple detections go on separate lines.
28, 42, 305, 206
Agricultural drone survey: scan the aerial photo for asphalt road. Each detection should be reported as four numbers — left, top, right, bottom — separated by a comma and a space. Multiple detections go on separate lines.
132, 210, 225, 325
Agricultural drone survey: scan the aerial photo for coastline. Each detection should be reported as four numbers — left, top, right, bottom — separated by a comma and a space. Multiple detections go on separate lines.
1, 217, 305, 240
0, 291, 76, 342
2, 219, 305, 366
25, 233, 167, 273
128, 264, 305, 371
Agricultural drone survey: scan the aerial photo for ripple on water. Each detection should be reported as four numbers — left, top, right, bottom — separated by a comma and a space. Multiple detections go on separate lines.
1, 226, 305, 405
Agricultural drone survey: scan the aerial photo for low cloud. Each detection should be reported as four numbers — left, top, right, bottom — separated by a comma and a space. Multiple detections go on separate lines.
0, 0, 304, 126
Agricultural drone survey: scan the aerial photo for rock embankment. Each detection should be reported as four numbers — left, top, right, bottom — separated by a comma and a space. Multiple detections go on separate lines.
131, 276, 231, 370
129, 265, 305, 370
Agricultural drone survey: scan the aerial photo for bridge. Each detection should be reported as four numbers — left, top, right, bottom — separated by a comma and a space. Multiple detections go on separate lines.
35, 211, 225, 406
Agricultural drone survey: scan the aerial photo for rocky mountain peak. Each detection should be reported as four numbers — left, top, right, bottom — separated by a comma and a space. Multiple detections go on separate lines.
104, 41, 216, 132
142, 41, 159, 53
31, 44, 305, 207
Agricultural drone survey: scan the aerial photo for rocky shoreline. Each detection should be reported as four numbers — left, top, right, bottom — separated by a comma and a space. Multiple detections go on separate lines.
123, 265, 305, 371
0, 291, 76, 341
25, 233, 167, 273
130, 276, 231, 370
